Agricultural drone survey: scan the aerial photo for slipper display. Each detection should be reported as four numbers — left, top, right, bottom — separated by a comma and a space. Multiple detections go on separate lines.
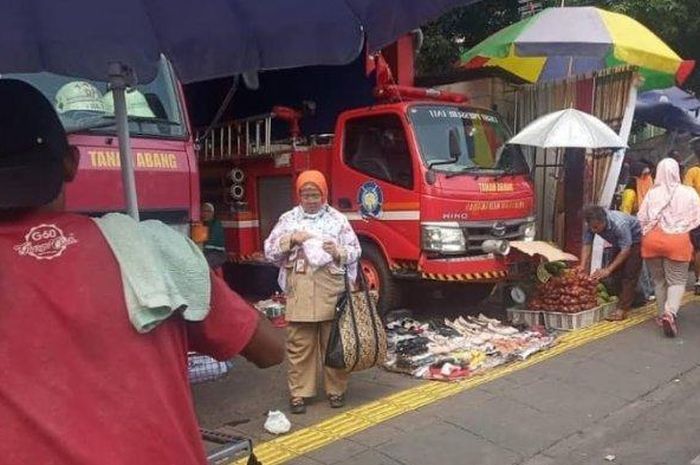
384, 314, 556, 381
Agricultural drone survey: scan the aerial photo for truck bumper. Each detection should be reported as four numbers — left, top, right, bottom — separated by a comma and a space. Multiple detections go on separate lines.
417, 252, 532, 282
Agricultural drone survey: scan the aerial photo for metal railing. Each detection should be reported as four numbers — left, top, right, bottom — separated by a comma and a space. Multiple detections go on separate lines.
197, 113, 280, 161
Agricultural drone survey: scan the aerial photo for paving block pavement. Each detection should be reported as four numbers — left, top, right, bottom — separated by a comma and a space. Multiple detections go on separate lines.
194, 300, 700, 464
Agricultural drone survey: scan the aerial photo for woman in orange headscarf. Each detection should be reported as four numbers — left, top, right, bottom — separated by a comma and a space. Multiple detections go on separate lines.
264, 170, 361, 414
620, 161, 654, 215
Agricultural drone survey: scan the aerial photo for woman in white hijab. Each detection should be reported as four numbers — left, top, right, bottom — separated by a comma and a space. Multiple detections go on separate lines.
638, 158, 700, 337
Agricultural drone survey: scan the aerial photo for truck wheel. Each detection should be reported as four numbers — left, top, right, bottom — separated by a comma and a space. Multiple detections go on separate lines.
360, 243, 400, 316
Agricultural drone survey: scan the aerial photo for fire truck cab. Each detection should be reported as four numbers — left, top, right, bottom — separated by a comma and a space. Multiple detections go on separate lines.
198, 81, 536, 313
7, 57, 199, 232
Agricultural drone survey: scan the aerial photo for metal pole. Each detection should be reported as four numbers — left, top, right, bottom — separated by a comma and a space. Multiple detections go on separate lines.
108, 62, 140, 221
590, 75, 639, 272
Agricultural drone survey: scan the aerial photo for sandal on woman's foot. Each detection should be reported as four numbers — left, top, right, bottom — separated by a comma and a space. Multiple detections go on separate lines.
661, 313, 678, 338
289, 397, 306, 414
328, 394, 345, 409
605, 310, 628, 322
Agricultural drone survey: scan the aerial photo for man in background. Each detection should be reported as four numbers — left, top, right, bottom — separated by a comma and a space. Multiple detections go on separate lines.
684, 138, 700, 293
580, 206, 643, 321
202, 202, 228, 269
0, 79, 284, 465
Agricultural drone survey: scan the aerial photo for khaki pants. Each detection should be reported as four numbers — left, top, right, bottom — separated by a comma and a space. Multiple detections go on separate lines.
646, 258, 689, 316
286, 321, 349, 398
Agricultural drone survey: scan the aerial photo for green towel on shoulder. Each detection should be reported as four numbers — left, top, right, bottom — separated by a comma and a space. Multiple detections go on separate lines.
93, 213, 211, 333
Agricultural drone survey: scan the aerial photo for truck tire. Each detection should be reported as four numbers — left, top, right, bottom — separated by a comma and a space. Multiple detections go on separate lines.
360, 243, 400, 317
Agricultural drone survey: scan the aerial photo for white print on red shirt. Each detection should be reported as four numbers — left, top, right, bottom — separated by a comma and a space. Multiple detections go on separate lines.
13, 224, 78, 260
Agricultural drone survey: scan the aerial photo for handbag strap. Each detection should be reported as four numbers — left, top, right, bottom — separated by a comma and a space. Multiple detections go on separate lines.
342, 267, 362, 371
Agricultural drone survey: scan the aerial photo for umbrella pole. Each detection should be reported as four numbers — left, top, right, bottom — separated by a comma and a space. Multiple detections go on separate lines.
590, 78, 639, 272
109, 63, 140, 221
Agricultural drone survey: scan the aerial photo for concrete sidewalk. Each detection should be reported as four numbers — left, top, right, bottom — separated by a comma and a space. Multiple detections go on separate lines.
193, 291, 503, 443
280, 302, 700, 465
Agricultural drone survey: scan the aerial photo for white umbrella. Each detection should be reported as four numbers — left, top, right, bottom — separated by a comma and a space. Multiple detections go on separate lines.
508, 108, 627, 149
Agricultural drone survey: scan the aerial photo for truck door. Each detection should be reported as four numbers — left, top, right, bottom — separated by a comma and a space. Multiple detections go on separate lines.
332, 112, 420, 260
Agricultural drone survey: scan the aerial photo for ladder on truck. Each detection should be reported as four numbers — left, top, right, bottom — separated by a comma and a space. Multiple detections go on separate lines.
197, 112, 297, 161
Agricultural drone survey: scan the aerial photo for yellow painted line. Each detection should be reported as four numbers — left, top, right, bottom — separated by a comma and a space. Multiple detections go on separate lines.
233, 294, 699, 465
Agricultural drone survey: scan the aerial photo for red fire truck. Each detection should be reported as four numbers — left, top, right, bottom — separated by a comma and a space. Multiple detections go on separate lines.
196, 43, 536, 313
8, 57, 200, 233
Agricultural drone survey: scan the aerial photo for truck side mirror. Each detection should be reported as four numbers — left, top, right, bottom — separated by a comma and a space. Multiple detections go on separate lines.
448, 128, 461, 161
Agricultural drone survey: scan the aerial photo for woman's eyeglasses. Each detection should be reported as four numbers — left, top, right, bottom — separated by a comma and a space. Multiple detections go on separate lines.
300, 193, 322, 201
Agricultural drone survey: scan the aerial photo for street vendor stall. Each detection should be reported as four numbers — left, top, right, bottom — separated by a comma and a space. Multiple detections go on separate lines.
501, 108, 624, 330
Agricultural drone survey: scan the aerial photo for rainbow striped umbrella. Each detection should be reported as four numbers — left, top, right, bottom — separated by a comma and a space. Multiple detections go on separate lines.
459, 7, 695, 90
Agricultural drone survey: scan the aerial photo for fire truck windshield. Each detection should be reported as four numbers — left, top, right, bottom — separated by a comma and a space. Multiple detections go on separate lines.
3, 57, 186, 138
408, 105, 528, 175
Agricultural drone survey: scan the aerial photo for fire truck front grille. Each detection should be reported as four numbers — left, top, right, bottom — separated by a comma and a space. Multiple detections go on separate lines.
461, 220, 528, 255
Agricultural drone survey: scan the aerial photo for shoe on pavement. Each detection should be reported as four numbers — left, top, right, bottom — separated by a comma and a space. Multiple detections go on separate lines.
289, 397, 306, 414
328, 394, 345, 409
661, 313, 678, 338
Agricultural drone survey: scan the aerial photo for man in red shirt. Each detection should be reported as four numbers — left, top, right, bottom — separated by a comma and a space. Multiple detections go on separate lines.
0, 79, 284, 465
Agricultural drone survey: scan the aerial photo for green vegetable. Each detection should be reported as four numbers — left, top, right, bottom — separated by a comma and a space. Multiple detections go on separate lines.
544, 261, 567, 276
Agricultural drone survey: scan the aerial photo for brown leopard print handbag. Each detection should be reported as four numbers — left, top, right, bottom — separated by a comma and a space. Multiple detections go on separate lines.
324, 268, 387, 372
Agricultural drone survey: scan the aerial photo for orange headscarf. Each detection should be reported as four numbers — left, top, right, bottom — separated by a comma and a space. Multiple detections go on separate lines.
296, 170, 328, 202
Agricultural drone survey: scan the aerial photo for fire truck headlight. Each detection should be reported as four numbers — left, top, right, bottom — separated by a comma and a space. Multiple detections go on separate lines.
421, 222, 466, 254
520, 219, 537, 242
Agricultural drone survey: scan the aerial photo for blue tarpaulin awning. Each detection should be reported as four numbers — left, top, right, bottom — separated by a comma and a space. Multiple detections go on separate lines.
636, 87, 700, 134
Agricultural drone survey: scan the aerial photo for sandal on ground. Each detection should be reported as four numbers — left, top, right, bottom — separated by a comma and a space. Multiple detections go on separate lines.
661, 313, 678, 338
605, 310, 628, 322
328, 394, 345, 409
289, 397, 306, 414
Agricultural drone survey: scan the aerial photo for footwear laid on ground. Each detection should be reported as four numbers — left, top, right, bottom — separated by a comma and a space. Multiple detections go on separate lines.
289, 397, 306, 415
605, 309, 628, 322
661, 313, 678, 338
328, 394, 345, 409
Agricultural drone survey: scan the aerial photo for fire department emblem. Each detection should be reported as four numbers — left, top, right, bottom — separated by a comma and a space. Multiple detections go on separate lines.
357, 181, 383, 218
14, 224, 78, 260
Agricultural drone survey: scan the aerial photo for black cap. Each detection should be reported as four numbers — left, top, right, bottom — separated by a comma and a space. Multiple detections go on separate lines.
0, 79, 69, 209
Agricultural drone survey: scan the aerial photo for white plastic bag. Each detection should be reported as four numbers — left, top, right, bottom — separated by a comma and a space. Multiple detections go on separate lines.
264, 410, 291, 435
302, 236, 333, 268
